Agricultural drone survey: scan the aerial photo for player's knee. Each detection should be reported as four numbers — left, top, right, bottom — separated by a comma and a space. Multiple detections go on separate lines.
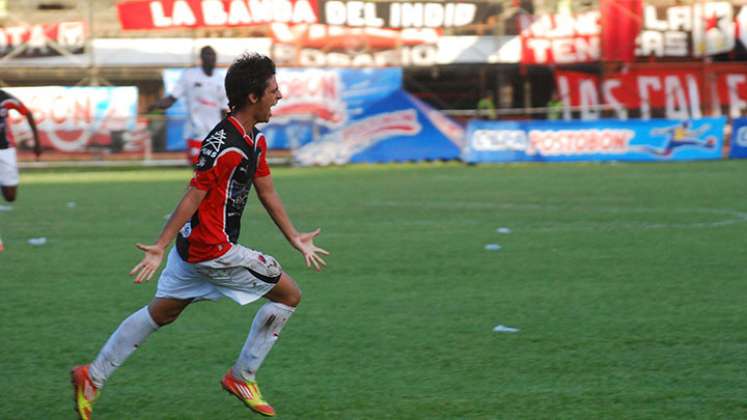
286, 287, 302, 307
153, 312, 179, 326
148, 304, 185, 326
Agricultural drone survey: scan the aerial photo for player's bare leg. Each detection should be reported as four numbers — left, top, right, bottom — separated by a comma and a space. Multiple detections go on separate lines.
222, 273, 301, 416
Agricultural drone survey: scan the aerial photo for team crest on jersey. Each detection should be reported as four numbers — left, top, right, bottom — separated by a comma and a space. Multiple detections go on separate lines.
180, 222, 192, 238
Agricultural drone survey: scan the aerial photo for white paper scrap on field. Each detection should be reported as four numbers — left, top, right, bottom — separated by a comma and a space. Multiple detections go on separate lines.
67, 201, 77, 208
484, 243, 501, 251
0, 204, 12, 212
28, 237, 47, 246
493, 324, 519, 333
496, 227, 512, 234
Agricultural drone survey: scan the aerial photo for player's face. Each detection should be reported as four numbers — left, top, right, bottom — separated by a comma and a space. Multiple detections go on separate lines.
257, 76, 282, 123
200, 49, 216, 74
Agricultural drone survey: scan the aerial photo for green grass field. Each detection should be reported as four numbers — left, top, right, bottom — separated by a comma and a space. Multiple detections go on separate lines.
1, 161, 746, 419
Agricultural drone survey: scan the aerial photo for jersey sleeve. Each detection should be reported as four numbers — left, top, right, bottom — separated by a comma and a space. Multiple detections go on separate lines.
169, 69, 188, 100
190, 149, 243, 191
255, 136, 271, 178
218, 82, 229, 110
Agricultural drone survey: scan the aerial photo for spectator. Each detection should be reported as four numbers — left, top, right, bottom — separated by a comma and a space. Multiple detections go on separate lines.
477, 91, 497, 120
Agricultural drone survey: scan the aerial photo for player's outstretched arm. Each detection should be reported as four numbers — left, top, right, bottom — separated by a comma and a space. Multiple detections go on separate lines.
254, 175, 330, 271
25, 112, 41, 159
129, 186, 207, 283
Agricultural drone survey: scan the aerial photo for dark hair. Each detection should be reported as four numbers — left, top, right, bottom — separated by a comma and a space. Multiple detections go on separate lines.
225, 52, 276, 112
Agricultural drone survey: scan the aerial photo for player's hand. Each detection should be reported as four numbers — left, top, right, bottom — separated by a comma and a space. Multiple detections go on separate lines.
33, 144, 42, 159
292, 228, 329, 272
129, 243, 165, 283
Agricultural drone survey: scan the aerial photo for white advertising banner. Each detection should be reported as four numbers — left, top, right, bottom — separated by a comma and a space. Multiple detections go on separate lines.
5, 86, 139, 153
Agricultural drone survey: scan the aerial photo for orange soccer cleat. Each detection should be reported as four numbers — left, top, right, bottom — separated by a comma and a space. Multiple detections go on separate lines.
221, 370, 276, 417
71, 365, 98, 420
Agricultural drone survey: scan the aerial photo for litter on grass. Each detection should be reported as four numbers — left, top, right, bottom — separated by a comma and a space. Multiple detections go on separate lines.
484, 243, 501, 251
496, 227, 512, 234
66, 201, 77, 208
493, 325, 519, 333
0, 204, 12, 212
28, 237, 47, 246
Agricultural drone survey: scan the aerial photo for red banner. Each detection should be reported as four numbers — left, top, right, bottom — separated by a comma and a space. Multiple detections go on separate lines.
523, 3, 747, 64
520, 12, 600, 64
0, 22, 86, 58
117, 0, 319, 30
600, 0, 642, 62
555, 66, 747, 119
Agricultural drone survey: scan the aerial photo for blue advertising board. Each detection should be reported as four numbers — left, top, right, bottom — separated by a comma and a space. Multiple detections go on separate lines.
293, 90, 463, 165
463, 118, 726, 163
729, 117, 747, 159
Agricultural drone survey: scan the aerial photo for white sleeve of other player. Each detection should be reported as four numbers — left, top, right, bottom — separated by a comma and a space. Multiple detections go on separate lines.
219, 80, 228, 110
169, 69, 189, 100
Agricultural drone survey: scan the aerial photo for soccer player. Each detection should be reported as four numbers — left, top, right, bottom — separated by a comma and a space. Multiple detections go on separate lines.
149, 45, 229, 165
0, 89, 42, 252
71, 53, 329, 419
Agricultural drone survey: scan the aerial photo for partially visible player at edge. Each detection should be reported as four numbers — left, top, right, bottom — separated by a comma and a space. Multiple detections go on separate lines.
149, 45, 228, 166
71, 53, 329, 419
0, 89, 42, 252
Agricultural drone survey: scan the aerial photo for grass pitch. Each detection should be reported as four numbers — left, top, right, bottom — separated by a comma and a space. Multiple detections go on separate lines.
1, 161, 746, 419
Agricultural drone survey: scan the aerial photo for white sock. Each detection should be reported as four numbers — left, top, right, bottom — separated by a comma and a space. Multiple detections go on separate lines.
89, 306, 159, 388
232, 302, 295, 382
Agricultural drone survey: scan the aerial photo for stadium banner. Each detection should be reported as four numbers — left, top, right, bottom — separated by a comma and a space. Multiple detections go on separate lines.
4, 86, 139, 153
317, 1, 500, 28
293, 90, 464, 165
269, 24, 441, 67
462, 117, 725, 163
599, 0, 642, 62
728, 117, 747, 159
521, 2, 747, 64
162, 67, 401, 150
0, 22, 86, 59
555, 66, 747, 120
117, 0, 500, 30
117, 0, 320, 30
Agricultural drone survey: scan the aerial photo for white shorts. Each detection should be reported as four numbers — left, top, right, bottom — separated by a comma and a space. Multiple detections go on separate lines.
156, 244, 282, 305
0, 148, 19, 187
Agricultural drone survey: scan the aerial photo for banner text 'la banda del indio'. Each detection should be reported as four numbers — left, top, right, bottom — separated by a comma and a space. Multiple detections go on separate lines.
116, 0, 499, 30
116, 0, 501, 67
555, 66, 747, 120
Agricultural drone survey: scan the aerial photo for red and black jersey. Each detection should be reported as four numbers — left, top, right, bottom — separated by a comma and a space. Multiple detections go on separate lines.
176, 116, 271, 263
0, 90, 31, 150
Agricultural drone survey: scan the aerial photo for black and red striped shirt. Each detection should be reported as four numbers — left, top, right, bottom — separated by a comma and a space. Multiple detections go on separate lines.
176, 116, 270, 263
0, 90, 31, 150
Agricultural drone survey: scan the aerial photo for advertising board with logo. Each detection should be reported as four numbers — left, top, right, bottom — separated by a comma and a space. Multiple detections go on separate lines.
164, 66, 461, 162
5, 86, 139, 153
463, 118, 725, 163
728, 117, 747, 159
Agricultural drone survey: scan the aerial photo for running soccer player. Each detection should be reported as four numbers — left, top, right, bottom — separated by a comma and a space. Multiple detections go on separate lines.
0, 89, 42, 252
149, 45, 229, 165
71, 53, 329, 419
